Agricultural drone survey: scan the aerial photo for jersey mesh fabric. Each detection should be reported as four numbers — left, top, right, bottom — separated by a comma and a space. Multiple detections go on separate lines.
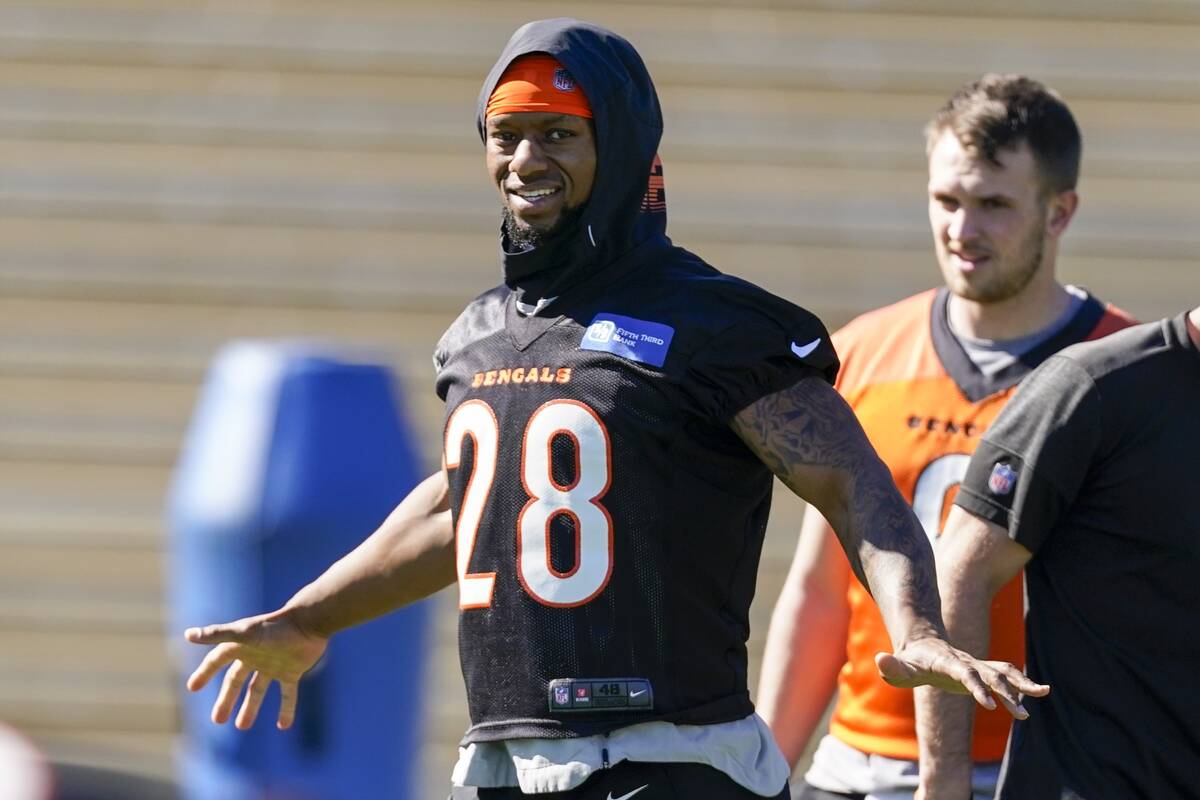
435, 250, 837, 743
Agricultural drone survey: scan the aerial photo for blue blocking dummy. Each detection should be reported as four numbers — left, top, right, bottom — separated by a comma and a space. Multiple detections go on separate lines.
169, 342, 429, 800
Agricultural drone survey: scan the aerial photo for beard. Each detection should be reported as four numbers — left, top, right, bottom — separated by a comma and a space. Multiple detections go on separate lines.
502, 204, 586, 252
949, 218, 1047, 304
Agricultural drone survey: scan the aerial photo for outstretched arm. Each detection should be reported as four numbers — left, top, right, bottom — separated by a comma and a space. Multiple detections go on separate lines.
184, 469, 456, 730
756, 505, 850, 768
731, 375, 1046, 713
915, 506, 1032, 799
272, 468, 456, 636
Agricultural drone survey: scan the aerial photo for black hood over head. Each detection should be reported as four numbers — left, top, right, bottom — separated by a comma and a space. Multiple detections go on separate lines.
477, 18, 667, 310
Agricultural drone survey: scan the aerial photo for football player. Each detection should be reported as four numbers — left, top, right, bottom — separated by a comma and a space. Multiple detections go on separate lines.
184, 22, 1043, 799
756, 75, 1134, 800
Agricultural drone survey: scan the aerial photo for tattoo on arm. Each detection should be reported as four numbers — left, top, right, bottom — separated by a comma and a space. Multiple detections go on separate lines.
731, 375, 946, 645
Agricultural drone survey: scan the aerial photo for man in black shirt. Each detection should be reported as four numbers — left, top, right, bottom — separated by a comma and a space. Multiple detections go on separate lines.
917, 306, 1200, 800
183, 19, 1043, 799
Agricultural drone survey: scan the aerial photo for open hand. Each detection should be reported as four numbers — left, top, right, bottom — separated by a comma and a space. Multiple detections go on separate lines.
875, 637, 1048, 718
184, 612, 328, 730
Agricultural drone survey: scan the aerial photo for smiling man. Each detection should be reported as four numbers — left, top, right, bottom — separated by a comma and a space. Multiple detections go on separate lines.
485, 53, 596, 262
183, 25, 1042, 800
756, 75, 1134, 800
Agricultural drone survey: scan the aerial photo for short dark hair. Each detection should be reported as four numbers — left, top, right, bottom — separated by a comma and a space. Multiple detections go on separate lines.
926, 74, 1081, 195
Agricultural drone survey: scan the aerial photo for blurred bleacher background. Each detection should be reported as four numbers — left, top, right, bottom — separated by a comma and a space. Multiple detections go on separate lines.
0, 1, 1196, 797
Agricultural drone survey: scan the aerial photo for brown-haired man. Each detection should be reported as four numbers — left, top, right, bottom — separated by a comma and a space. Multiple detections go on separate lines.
757, 74, 1134, 800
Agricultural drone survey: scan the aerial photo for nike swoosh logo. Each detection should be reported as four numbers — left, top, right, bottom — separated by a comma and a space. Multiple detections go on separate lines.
629, 689, 646, 698
607, 786, 649, 800
791, 338, 822, 358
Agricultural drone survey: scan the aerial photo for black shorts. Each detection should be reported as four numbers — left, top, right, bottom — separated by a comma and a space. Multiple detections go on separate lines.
459, 760, 789, 799
793, 783, 864, 800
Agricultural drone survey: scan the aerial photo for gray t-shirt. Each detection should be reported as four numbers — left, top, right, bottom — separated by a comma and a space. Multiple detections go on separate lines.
451, 713, 789, 795
952, 285, 1086, 377
956, 312, 1200, 800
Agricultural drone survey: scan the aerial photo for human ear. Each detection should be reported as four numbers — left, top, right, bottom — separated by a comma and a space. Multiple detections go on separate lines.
1045, 190, 1079, 238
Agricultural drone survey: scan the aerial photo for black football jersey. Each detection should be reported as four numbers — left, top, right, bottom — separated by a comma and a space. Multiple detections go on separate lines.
434, 239, 838, 743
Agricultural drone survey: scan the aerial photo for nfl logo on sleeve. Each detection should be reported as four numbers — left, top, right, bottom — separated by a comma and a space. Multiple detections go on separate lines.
988, 462, 1018, 496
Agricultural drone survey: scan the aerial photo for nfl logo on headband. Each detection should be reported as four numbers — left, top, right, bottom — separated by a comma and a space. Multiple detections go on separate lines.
553, 68, 576, 92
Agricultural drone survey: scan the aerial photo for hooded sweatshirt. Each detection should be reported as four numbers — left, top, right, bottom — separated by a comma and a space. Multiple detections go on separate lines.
435, 18, 838, 794
476, 18, 667, 314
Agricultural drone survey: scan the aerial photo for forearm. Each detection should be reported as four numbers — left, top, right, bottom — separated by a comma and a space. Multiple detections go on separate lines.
758, 585, 847, 766
732, 376, 946, 649
835, 459, 946, 650
282, 470, 456, 638
914, 571, 992, 794
735, 376, 1045, 732
916, 508, 1032, 793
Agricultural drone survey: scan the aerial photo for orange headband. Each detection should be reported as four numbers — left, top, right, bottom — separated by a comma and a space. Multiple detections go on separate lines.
485, 54, 593, 119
